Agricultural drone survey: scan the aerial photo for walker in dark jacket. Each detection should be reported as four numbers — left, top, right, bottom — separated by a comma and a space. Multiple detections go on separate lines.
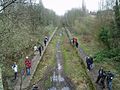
100, 71, 106, 88
96, 67, 104, 83
106, 71, 114, 90
38, 46, 42, 56
86, 57, 91, 70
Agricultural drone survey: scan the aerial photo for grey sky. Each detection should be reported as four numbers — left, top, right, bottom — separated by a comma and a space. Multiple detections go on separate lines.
36, 0, 99, 15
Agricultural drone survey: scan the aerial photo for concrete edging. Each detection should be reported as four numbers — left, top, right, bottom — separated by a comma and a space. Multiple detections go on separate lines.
14, 27, 58, 90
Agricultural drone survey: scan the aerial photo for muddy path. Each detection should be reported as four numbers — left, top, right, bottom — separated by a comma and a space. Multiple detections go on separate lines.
29, 28, 94, 90
48, 31, 73, 90
65, 27, 108, 90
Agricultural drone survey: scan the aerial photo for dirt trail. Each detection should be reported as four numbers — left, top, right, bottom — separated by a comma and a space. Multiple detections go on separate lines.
29, 28, 95, 90
14, 28, 57, 90
49, 32, 70, 90
65, 27, 108, 90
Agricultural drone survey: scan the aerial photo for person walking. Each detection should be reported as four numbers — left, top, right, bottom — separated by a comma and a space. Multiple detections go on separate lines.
73, 37, 77, 46
45, 36, 48, 42
25, 56, 31, 76
44, 38, 47, 46
12, 62, 18, 80
100, 71, 106, 89
39, 43, 44, 51
34, 45, 38, 55
32, 84, 38, 90
96, 67, 104, 83
38, 45, 42, 56
86, 56, 91, 71
89, 56, 94, 69
76, 41, 79, 48
106, 71, 114, 90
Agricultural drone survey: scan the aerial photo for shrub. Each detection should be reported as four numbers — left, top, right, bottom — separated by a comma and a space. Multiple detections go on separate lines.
94, 48, 120, 62
99, 26, 110, 48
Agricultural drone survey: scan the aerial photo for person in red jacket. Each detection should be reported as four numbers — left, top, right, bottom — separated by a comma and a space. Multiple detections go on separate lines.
73, 37, 78, 46
25, 56, 31, 76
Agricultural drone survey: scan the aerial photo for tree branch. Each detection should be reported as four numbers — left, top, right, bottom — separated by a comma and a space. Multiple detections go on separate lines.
0, 0, 17, 12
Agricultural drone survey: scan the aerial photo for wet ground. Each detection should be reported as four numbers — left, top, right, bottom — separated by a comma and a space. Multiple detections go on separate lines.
30, 28, 97, 90
48, 32, 70, 90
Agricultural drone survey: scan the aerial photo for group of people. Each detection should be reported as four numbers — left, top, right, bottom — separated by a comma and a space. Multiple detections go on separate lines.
12, 36, 49, 80
34, 36, 49, 56
12, 56, 31, 80
85, 56, 114, 90
12, 56, 32, 80
70, 36, 115, 90
34, 44, 44, 56
96, 67, 114, 90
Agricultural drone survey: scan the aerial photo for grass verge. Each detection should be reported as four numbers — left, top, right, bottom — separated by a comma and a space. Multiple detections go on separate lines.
71, 21, 120, 90
62, 31, 94, 90
30, 30, 58, 87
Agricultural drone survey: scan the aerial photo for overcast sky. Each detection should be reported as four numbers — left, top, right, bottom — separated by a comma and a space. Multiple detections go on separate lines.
36, 0, 99, 16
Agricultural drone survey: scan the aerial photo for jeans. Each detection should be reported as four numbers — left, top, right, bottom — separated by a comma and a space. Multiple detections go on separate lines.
107, 81, 112, 90
26, 68, 30, 76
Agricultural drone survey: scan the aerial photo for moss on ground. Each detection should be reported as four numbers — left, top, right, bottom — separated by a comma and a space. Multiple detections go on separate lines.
30, 29, 95, 90
2, 26, 56, 90
31, 34, 57, 85
62, 31, 94, 90
30, 29, 61, 87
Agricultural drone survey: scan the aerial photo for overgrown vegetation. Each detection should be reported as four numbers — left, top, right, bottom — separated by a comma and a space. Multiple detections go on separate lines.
31, 32, 57, 86
63, 0, 120, 89
0, 0, 59, 89
95, 0, 120, 63
62, 31, 94, 90
30, 30, 64, 89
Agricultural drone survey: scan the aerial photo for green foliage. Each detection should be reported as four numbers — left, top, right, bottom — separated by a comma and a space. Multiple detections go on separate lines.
62, 33, 95, 90
110, 0, 120, 48
96, 0, 120, 64
94, 48, 120, 62
114, 0, 120, 29
0, 0, 58, 89
63, 8, 86, 26
99, 26, 110, 48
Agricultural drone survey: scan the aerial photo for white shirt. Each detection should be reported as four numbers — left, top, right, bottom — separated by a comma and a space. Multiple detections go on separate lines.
34, 46, 37, 51
12, 65, 18, 72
